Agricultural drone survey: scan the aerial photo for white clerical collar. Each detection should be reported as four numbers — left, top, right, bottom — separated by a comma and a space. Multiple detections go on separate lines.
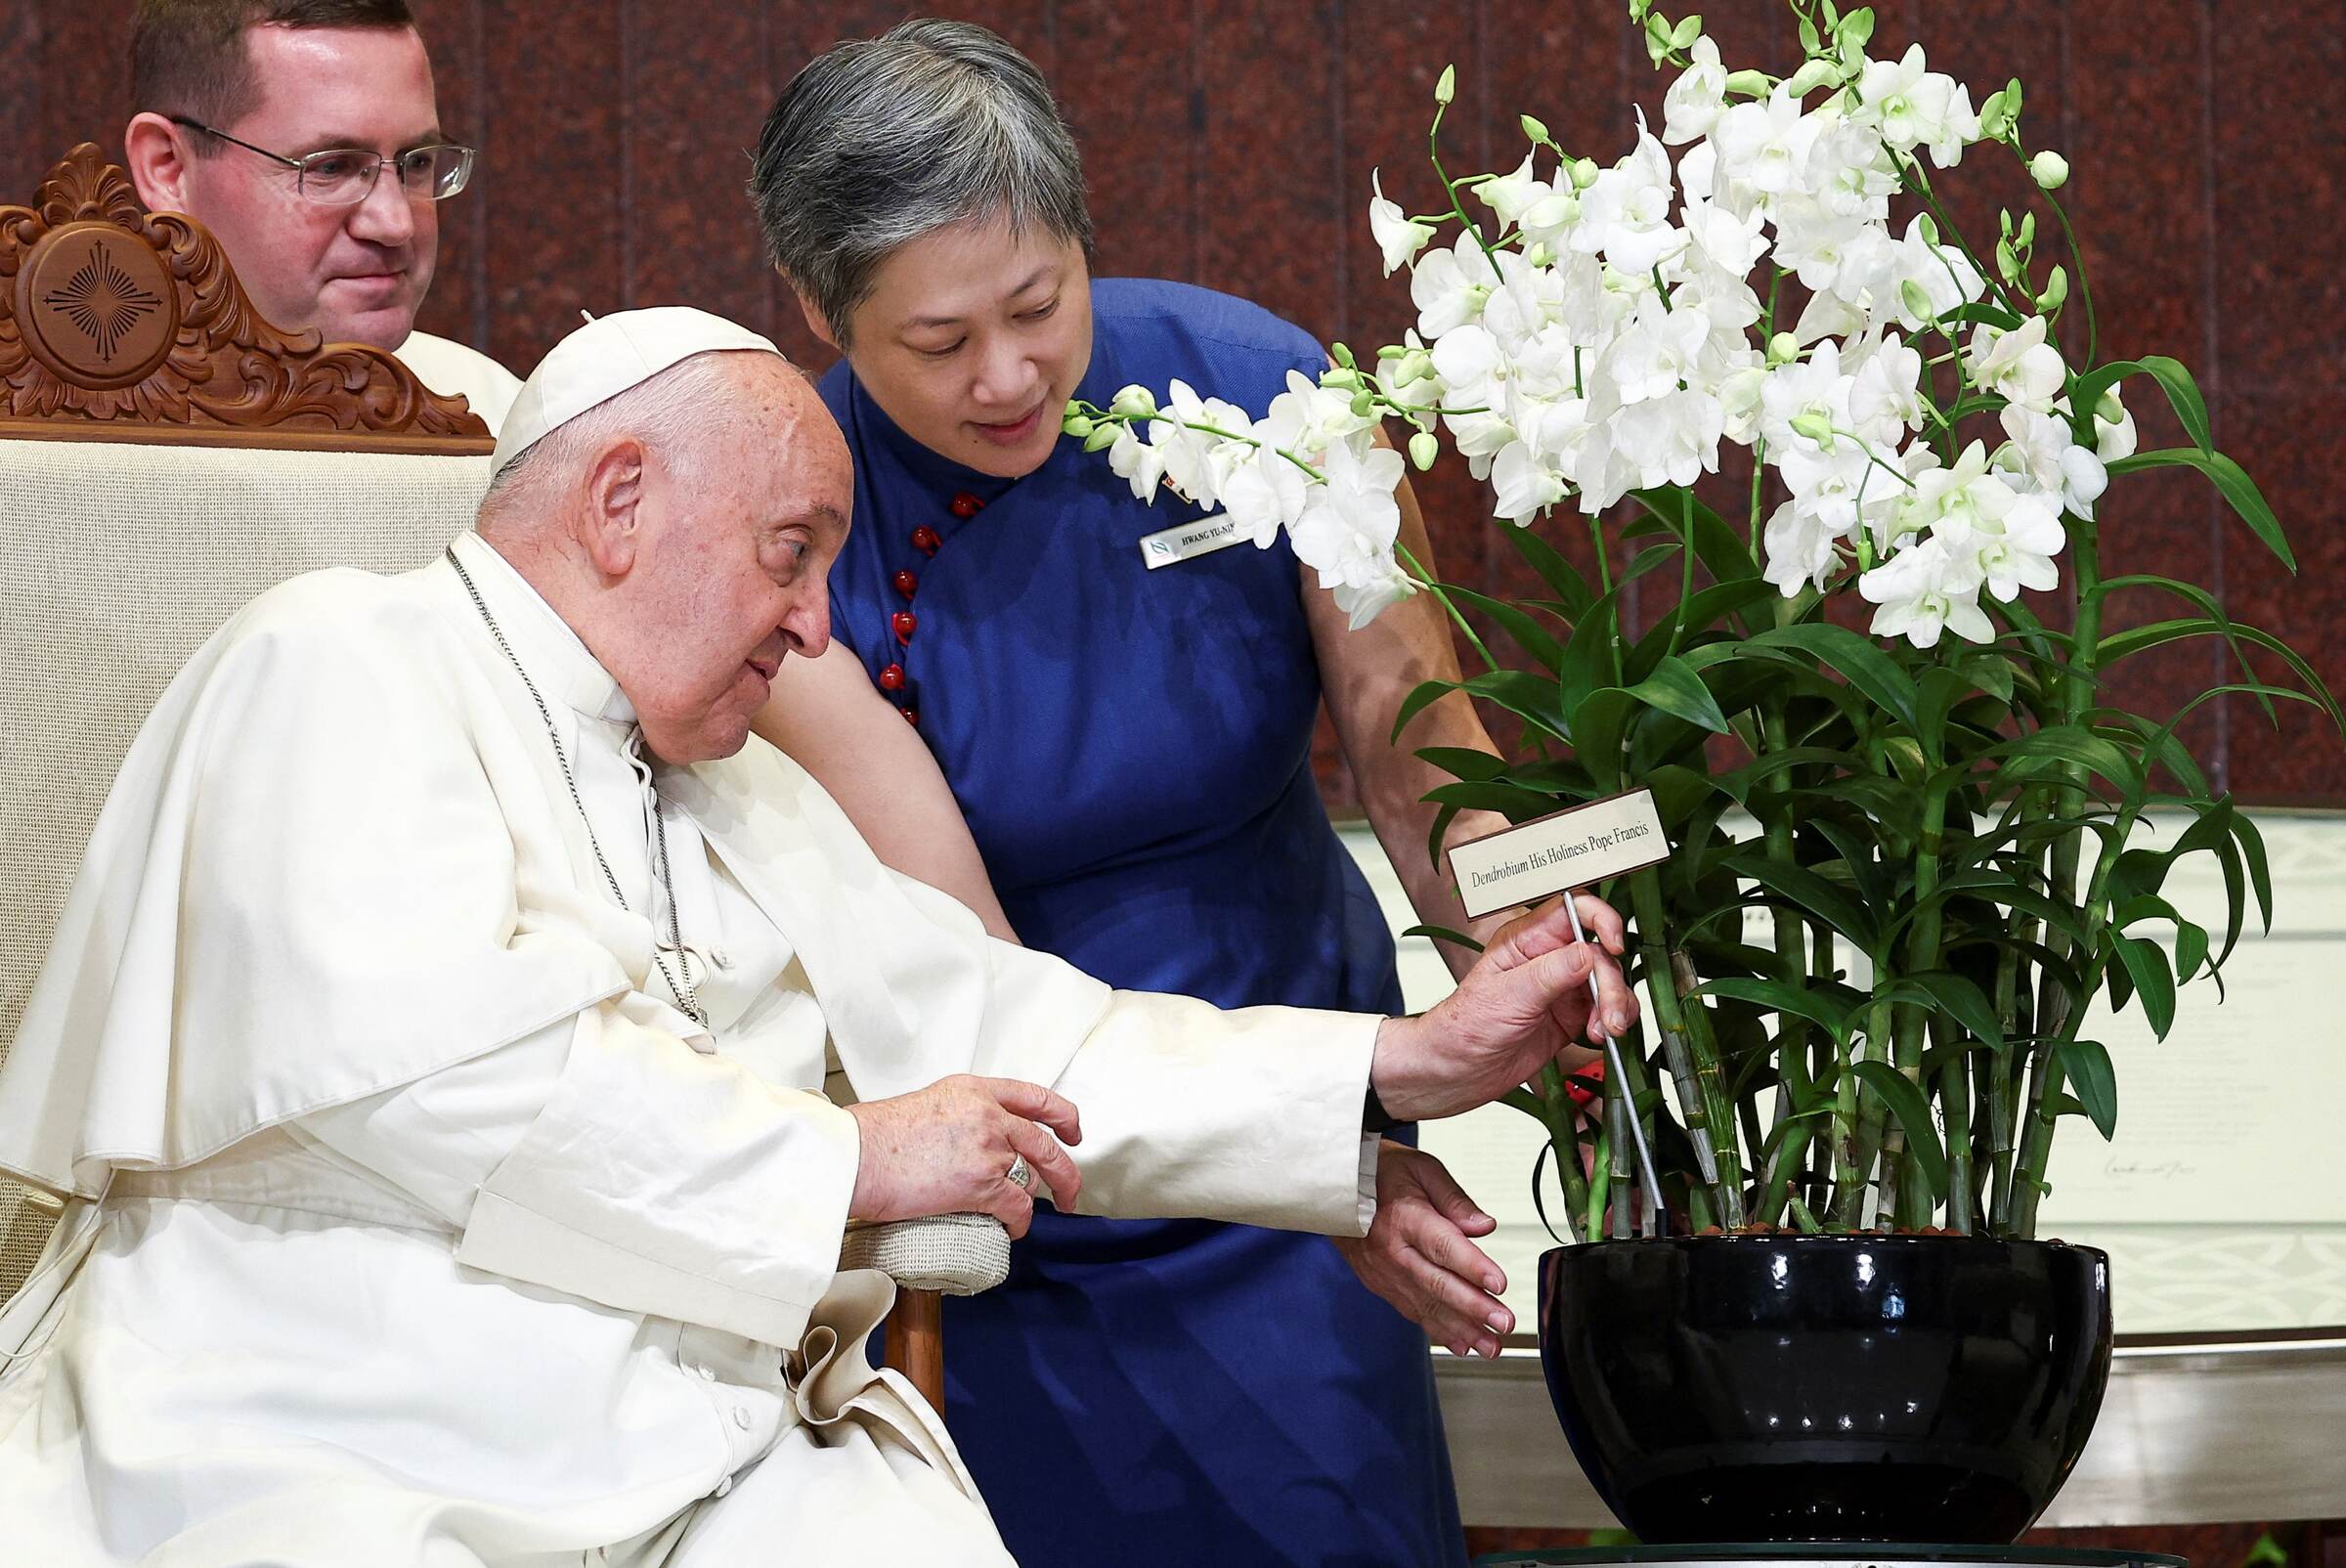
448, 531, 638, 726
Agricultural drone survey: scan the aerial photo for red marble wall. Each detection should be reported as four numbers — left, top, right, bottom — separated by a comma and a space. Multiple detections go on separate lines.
6, 0, 2340, 804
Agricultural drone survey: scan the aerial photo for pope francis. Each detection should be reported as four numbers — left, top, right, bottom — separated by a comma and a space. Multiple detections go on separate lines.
0, 308, 1632, 1566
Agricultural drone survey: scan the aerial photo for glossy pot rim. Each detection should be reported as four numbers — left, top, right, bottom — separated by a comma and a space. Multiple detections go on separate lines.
1542, 1234, 2109, 1263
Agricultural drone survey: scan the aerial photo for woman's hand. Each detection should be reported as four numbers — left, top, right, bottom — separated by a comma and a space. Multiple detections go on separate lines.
1368, 895, 1639, 1122
1333, 1141, 1512, 1358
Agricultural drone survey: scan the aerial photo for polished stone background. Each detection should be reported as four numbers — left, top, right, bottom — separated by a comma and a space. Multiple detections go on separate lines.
5, 0, 2339, 806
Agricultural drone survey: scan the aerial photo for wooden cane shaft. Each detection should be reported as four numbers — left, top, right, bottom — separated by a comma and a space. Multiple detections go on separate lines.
885, 1286, 947, 1414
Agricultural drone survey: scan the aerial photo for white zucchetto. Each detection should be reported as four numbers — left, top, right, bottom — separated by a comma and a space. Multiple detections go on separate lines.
491, 306, 784, 479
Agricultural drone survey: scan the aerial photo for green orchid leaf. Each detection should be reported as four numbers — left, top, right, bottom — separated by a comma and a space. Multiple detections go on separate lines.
1401, 924, 1485, 953
1748, 623, 1921, 731
1424, 780, 1573, 820
2074, 356, 2213, 455
1496, 521, 1595, 618
2054, 1040, 2119, 1140
1693, 977, 1862, 1039
2112, 933, 2178, 1039
1414, 745, 1509, 782
1849, 1061, 1949, 1200
2108, 448, 2293, 573
1725, 849, 1884, 951
1435, 582, 1568, 673
1627, 655, 1732, 734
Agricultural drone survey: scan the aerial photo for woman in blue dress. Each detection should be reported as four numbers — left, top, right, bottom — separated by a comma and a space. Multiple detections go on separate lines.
746, 21, 1630, 1566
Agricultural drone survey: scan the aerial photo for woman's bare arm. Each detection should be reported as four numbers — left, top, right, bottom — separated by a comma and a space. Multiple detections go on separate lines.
752, 642, 1021, 941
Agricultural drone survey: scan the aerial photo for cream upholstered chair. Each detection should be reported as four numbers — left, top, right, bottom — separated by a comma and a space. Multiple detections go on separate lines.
0, 146, 999, 1408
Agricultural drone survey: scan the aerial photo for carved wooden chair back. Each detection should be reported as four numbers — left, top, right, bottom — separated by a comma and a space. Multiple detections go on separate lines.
0, 146, 497, 1303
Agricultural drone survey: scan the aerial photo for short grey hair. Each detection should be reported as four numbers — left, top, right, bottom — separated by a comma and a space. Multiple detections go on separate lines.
749, 18, 1094, 344
477, 350, 752, 523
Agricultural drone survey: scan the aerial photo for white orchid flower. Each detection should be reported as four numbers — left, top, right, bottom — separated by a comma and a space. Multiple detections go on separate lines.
1477, 152, 1553, 229
1860, 534, 1995, 648
1411, 232, 1502, 338
1778, 437, 1878, 538
1996, 404, 2106, 519
1853, 45, 1981, 168
1758, 339, 1852, 453
1218, 448, 1313, 548
1663, 35, 1729, 145
1106, 421, 1166, 501
1612, 385, 1724, 490
1966, 316, 2068, 414
1762, 495, 1846, 596
1712, 86, 1820, 198
2094, 386, 2140, 462
1888, 216, 1986, 328
1848, 333, 1926, 442
1771, 196, 1873, 295
1491, 439, 1569, 521
1604, 300, 1713, 406
1803, 118, 1900, 219
1369, 169, 1435, 278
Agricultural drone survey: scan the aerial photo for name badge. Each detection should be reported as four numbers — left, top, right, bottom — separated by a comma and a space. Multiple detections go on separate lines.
1138, 512, 1247, 569
1448, 787, 1670, 921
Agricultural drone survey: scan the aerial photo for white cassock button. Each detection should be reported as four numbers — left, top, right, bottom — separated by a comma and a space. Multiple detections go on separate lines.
732, 1407, 753, 1430
711, 948, 732, 970
696, 1365, 717, 1381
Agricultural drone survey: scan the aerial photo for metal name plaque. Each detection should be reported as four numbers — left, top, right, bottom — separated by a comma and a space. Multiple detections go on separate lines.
1448, 787, 1671, 921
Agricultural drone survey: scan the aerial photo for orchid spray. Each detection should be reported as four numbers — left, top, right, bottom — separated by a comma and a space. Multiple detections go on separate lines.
1065, 0, 2341, 1239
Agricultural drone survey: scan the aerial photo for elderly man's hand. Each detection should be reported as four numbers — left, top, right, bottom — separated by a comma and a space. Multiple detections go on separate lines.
1334, 1142, 1512, 1359
1368, 893, 1637, 1122
846, 1075, 1082, 1239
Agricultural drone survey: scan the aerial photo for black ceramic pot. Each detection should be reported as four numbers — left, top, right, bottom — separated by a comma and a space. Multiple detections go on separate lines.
1537, 1235, 2111, 1544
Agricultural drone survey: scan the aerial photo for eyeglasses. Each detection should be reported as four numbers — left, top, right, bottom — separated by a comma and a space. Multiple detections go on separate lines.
169, 116, 476, 205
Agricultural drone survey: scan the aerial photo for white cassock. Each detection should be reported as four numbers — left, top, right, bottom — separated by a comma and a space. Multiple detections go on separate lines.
396, 329, 524, 434
0, 532, 1380, 1566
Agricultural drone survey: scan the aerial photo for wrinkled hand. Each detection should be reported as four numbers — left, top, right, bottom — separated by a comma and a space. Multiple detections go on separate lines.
1370, 893, 1637, 1122
1335, 1142, 1513, 1359
846, 1074, 1082, 1240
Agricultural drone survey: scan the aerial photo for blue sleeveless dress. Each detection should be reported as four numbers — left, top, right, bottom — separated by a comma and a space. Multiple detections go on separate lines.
819, 278, 1465, 1567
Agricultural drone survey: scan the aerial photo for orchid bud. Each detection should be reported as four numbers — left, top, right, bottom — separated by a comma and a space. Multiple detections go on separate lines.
2017, 212, 2037, 248
1671, 14, 1703, 49
1434, 64, 1456, 106
1899, 278, 1934, 323
1998, 207, 2015, 239
1785, 58, 1839, 97
1396, 348, 1436, 385
1062, 413, 1095, 440
1524, 240, 1556, 268
1570, 157, 1600, 190
1330, 340, 1357, 370
1110, 385, 1156, 420
1978, 88, 2013, 141
2004, 77, 2025, 119
1349, 390, 1377, 417
1994, 238, 2020, 284
1322, 366, 1364, 393
1409, 430, 1441, 471
1916, 212, 1939, 246
1376, 343, 1407, 360
1790, 412, 1836, 447
1724, 68, 1771, 98
1837, 6, 1875, 46
2037, 264, 2069, 313
1520, 113, 1550, 146
2096, 386, 2127, 425
1082, 422, 1120, 453
2029, 151, 2069, 190
1765, 330, 1800, 366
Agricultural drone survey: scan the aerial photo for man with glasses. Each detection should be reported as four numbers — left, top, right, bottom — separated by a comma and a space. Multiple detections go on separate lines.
120, 0, 520, 431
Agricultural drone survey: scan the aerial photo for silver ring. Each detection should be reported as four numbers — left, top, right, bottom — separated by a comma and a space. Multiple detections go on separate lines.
1005, 1154, 1032, 1191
